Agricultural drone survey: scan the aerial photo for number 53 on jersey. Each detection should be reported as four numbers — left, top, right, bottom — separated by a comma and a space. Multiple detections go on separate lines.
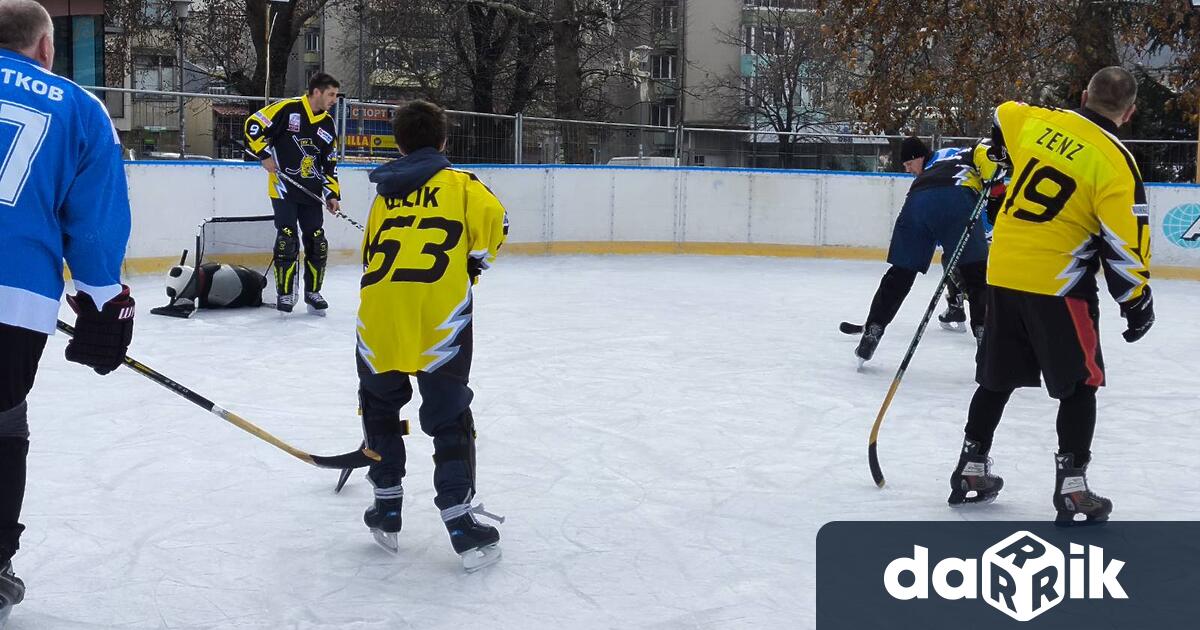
356, 169, 508, 377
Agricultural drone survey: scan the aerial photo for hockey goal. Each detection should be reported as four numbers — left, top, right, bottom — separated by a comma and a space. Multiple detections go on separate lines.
194, 214, 279, 297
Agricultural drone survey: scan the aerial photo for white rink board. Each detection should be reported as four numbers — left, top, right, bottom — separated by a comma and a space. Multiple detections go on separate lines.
122, 163, 1200, 272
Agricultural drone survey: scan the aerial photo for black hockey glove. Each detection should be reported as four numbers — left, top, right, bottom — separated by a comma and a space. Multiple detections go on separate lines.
985, 182, 1007, 225
1119, 286, 1153, 343
467, 257, 483, 282
65, 285, 135, 374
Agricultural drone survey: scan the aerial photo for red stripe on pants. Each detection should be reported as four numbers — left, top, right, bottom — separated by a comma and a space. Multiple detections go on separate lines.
1065, 297, 1104, 388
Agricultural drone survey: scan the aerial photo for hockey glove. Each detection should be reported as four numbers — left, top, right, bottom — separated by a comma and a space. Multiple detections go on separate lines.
467, 257, 484, 282
985, 182, 1007, 225
65, 285, 135, 374
1119, 286, 1154, 343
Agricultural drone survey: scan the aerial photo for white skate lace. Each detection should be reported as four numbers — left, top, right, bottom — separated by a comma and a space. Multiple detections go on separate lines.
441, 501, 506, 524
373, 483, 403, 501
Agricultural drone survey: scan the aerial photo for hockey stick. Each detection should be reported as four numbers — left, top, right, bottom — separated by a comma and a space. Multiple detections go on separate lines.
56, 321, 380, 470
243, 147, 367, 232
272, 168, 367, 233
868, 186, 992, 488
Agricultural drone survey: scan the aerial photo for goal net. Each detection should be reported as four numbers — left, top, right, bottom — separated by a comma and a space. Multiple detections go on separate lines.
194, 214, 279, 298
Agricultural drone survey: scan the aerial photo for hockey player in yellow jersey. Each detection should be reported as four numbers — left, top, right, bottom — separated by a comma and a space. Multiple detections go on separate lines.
947, 67, 1154, 526
243, 73, 341, 314
355, 100, 508, 571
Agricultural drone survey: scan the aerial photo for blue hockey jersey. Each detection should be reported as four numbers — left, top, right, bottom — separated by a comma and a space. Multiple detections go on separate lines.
0, 48, 130, 334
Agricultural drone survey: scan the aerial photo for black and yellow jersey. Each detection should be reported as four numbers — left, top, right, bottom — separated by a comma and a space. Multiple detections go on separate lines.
356, 150, 508, 379
910, 140, 1004, 195
244, 96, 341, 203
987, 101, 1149, 303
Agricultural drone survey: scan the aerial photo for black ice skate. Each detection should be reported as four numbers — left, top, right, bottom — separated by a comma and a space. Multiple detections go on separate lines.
276, 292, 296, 313
0, 559, 24, 626
855, 322, 885, 368
304, 291, 328, 316
364, 485, 403, 553
442, 499, 505, 572
947, 438, 1004, 505
1054, 453, 1112, 527
938, 295, 967, 332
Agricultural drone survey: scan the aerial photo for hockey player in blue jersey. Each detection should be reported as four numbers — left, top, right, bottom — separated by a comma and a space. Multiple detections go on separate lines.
851, 136, 1005, 364
0, 1, 134, 623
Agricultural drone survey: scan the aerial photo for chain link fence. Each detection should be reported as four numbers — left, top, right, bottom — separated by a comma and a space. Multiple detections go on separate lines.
88, 86, 1199, 183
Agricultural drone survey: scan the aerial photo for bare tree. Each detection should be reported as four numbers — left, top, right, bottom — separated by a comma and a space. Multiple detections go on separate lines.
107, 0, 347, 97
818, 0, 1080, 135
707, 3, 841, 167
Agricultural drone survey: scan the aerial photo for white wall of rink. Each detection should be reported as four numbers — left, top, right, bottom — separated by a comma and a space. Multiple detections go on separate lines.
123, 162, 1200, 274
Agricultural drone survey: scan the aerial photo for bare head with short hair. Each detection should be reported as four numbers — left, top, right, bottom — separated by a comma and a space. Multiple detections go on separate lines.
1082, 66, 1138, 126
392, 100, 448, 156
0, 0, 54, 69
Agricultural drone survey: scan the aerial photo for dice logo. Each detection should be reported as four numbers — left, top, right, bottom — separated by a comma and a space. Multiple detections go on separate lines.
882, 530, 1127, 622
982, 531, 1065, 621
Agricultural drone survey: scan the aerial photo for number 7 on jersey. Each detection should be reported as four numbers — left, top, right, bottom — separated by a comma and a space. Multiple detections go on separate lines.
0, 100, 51, 207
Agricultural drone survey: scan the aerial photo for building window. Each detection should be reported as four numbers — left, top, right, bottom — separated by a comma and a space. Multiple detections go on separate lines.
744, 26, 786, 55
305, 30, 320, 53
743, 0, 817, 8
652, 1, 678, 31
650, 53, 676, 80
801, 79, 823, 108
650, 98, 676, 127
132, 54, 176, 97
374, 47, 405, 71
139, 0, 173, 27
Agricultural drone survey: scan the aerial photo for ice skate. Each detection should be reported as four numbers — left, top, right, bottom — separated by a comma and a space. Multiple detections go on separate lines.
276, 292, 296, 314
855, 322, 885, 368
938, 296, 967, 332
304, 291, 328, 316
1054, 453, 1112, 527
364, 488, 403, 554
948, 438, 1004, 505
0, 560, 24, 627
442, 500, 505, 573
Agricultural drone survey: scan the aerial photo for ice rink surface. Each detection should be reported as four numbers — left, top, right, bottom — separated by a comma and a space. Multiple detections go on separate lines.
10, 255, 1200, 629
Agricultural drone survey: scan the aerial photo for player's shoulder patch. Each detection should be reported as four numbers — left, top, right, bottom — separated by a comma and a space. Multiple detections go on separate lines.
252, 111, 272, 127
317, 128, 333, 144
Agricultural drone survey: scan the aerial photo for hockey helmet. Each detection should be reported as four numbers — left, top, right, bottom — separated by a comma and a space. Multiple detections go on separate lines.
165, 265, 196, 299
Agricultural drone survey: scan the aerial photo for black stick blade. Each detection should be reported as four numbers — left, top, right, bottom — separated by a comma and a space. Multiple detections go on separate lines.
334, 440, 366, 491
311, 447, 380, 470
334, 467, 354, 493
839, 321, 864, 335
869, 441, 885, 488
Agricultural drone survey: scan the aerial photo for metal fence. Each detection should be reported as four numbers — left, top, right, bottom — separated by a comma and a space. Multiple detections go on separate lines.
88, 86, 1199, 183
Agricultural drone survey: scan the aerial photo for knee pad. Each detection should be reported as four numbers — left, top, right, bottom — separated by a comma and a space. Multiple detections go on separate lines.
431, 410, 476, 466
304, 228, 329, 266
882, 266, 918, 293
0, 401, 29, 439
362, 411, 410, 440
958, 261, 987, 290
273, 227, 299, 266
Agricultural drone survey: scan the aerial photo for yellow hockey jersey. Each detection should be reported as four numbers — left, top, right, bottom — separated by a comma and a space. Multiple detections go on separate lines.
987, 101, 1150, 303
243, 96, 341, 203
357, 153, 508, 379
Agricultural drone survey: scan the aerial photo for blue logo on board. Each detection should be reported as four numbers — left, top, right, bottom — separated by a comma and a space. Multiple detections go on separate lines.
1162, 203, 1200, 249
